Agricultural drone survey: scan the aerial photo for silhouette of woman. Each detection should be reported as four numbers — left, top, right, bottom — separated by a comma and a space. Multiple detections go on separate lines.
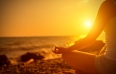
53, 0, 116, 74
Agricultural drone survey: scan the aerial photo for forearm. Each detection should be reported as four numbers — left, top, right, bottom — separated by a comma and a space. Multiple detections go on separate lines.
99, 45, 106, 55
67, 38, 95, 51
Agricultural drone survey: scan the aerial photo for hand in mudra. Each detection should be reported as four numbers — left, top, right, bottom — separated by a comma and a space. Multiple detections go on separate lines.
52, 46, 70, 54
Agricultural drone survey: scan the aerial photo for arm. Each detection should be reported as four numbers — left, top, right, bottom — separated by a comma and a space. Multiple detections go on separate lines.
67, 0, 116, 51
53, 0, 116, 54
99, 45, 106, 55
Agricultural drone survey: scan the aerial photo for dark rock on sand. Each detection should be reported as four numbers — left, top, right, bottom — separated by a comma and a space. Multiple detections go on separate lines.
20, 52, 45, 62
0, 54, 11, 66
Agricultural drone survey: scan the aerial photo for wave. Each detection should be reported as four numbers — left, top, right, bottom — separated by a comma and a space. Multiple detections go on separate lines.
0, 44, 56, 52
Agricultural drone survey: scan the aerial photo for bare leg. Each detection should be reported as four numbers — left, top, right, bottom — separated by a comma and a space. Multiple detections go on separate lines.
62, 51, 100, 74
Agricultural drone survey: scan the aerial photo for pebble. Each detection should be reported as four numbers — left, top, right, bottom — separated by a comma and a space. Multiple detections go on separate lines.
0, 58, 76, 74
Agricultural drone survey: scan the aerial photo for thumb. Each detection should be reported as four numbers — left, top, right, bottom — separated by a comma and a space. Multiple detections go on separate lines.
52, 46, 58, 52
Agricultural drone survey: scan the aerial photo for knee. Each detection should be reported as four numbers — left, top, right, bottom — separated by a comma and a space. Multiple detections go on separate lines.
62, 52, 73, 62
62, 52, 67, 59
62, 50, 77, 60
75, 69, 87, 74
62, 52, 69, 61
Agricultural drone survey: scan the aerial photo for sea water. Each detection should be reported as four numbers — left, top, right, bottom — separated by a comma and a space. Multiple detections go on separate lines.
0, 36, 80, 59
0, 35, 105, 60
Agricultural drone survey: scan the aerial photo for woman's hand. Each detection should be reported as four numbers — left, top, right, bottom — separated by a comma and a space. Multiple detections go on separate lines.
52, 46, 69, 54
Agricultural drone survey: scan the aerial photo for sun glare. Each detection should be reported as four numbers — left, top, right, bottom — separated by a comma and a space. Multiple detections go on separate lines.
85, 21, 92, 28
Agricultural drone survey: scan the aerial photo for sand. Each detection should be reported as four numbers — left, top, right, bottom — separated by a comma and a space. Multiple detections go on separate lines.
0, 58, 76, 74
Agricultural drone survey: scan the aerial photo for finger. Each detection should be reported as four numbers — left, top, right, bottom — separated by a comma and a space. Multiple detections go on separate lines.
55, 46, 59, 49
55, 47, 63, 50
52, 50, 60, 54
52, 47, 59, 52
55, 48, 59, 52
52, 47, 57, 52
52, 50, 56, 53
52, 47, 61, 54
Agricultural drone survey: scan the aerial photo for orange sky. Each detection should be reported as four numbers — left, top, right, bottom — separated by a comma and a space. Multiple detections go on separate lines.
0, 0, 104, 37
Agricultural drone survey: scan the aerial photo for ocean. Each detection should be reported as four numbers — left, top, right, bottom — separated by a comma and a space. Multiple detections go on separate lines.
0, 36, 81, 59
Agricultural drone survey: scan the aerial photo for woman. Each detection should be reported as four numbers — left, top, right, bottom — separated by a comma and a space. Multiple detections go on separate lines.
53, 0, 116, 74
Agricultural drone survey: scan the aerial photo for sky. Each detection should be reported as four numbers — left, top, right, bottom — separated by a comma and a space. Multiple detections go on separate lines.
0, 0, 104, 37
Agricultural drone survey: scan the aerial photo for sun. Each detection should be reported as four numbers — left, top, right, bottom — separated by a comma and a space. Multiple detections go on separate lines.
85, 20, 92, 28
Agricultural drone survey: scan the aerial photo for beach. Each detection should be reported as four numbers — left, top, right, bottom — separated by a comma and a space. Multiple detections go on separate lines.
0, 36, 104, 74
0, 58, 76, 74
0, 36, 78, 74
0, 48, 76, 74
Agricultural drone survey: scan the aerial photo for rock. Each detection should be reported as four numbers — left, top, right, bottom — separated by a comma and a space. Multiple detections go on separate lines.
24, 59, 34, 65
0, 54, 11, 66
20, 52, 45, 62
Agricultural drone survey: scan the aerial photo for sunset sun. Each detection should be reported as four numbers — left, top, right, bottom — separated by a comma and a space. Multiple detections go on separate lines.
85, 20, 92, 28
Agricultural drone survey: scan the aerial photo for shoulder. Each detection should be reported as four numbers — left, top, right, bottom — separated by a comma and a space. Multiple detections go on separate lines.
102, 0, 116, 14
98, 0, 116, 19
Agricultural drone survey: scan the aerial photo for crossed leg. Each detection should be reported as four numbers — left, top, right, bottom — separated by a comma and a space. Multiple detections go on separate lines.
75, 69, 87, 74
62, 50, 100, 74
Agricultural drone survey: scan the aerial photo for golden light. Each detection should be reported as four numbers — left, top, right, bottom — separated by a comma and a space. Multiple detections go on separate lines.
85, 20, 92, 28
